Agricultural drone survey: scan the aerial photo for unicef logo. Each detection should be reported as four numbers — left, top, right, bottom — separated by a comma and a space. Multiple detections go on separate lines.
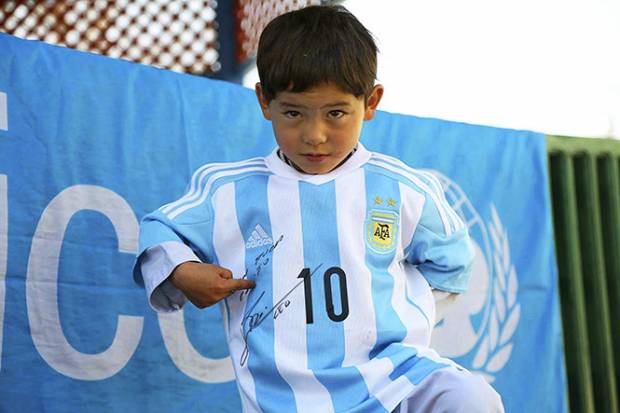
428, 171, 520, 382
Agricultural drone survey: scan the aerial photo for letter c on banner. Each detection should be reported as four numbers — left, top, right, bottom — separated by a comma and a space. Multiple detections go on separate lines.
26, 185, 143, 380
158, 310, 235, 383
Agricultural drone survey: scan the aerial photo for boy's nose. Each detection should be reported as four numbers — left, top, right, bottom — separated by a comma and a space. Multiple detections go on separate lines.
301, 120, 327, 146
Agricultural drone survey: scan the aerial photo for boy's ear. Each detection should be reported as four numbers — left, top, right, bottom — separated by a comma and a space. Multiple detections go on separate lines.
363, 84, 384, 121
255, 83, 272, 120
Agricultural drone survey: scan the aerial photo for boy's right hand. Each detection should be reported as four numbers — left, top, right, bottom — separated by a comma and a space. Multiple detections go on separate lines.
169, 262, 255, 309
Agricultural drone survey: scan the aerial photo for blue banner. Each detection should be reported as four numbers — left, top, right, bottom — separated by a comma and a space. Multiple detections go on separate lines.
0, 33, 567, 412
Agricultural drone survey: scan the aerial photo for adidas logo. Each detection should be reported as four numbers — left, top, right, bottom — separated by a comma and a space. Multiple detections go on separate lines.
245, 224, 273, 249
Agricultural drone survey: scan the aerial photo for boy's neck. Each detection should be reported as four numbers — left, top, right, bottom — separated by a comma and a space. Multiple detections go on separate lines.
277, 146, 358, 175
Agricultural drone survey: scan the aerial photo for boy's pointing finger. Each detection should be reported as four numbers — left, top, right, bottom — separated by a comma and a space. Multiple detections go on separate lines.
228, 278, 256, 292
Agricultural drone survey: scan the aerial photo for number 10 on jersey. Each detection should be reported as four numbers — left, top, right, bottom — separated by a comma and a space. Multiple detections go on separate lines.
297, 266, 349, 324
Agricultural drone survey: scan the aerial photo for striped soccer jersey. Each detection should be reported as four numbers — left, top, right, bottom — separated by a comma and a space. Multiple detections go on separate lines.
135, 143, 474, 413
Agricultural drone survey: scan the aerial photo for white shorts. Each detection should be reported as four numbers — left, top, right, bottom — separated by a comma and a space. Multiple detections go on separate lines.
394, 362, 505, 413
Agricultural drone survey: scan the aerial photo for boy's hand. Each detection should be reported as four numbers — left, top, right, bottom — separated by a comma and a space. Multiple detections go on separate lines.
169, 262, 255, 309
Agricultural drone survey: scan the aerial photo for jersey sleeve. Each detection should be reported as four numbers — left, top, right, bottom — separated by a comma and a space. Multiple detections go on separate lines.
132, 182, 217, 311
404, 177, 475, 293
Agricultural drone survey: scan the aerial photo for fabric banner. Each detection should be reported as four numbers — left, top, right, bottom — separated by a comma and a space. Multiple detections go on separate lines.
0, 34, 567, 412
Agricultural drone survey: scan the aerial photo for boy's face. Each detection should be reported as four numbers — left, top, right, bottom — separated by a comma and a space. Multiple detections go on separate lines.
256, 82, 383, 174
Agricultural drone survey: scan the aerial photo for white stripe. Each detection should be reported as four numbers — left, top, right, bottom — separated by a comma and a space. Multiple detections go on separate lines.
375, 372, 416, 411
372, 216, 395, 224
398, 183, 424, 253
355, 357, 416, 411
334, 169, 377, 367
167, 166, 270, 220
388, 217, 434, 347
397, 347, 461, 409
399, 346, 460, 404
0, 92, 7, 131
405, 267, 435, 338
334, 171, 421, 410
357, 348, 454, 412
219, 303, 248, 412
211, 183, 258, 413
368, 157, 452, 236
268, 176, 334, 413
161, 158, 264, 215
397, 183, 435, 343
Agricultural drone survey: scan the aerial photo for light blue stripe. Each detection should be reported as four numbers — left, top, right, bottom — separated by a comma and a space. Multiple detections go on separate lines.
299, 181, 370, 411
364, 170, 408, 359
345, 397, 392, 413
391, 355, 449, 385
235, 175, 297, 412
378, 343, 418, 370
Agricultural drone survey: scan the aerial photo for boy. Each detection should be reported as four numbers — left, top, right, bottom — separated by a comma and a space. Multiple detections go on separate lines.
134, 5, 504, 413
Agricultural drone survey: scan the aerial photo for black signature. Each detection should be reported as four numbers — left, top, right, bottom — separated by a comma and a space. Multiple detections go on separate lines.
238, 235, 284, 302
254, 234, 284, 267
239, 264, 323, 367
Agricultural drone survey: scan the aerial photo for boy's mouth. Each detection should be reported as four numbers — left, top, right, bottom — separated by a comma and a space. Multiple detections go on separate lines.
303, 153, 329, 162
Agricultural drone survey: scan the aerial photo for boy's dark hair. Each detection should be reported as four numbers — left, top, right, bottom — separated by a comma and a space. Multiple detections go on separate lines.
256, 5, 378, 102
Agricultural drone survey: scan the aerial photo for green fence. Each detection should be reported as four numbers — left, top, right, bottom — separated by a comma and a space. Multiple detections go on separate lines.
548, 135, 620, 413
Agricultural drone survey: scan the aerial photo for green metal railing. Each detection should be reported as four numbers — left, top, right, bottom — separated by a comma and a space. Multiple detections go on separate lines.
548, 135, 620, 413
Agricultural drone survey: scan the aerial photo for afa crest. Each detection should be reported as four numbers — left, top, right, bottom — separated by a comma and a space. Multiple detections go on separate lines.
366, 209, 399, 253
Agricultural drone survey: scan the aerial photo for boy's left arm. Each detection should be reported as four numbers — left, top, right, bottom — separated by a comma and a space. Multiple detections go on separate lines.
407, 223, 474, 293
404, 181, 475, 295
406, 195, 474, 323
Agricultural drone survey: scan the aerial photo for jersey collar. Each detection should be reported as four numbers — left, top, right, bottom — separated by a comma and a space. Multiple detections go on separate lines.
265, 143, 371, 185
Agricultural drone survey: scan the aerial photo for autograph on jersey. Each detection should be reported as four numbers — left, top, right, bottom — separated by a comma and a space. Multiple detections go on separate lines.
238, 234, 284, 300
239, 264, 323, 367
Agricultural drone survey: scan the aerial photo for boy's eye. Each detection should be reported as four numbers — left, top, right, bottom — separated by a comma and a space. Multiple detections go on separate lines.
284, 110, 301, 118
327, 110, 345, 119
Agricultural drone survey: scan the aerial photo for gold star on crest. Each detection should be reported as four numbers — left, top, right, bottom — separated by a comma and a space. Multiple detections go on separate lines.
387, 198, 397, 207
374, 196, 382, 205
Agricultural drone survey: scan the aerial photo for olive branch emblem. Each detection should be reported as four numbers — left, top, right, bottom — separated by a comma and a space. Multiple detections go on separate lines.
471, 205, 520, 382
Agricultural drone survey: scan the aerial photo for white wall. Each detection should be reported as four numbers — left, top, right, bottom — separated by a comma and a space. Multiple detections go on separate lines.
345, 0, 620, 138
